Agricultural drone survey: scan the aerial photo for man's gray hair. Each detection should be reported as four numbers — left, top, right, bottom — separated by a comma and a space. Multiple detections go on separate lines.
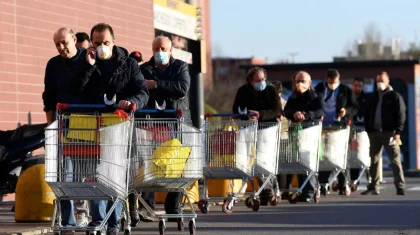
153, 35, 172, 48
54, 27, 75, 37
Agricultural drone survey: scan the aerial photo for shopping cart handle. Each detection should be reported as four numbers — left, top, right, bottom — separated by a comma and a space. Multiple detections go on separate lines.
136, 109, 177, 113
56, 103, 137, 112
204, 113, 257, 118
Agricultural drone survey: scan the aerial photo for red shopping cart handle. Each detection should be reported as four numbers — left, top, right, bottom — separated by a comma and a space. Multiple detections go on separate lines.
57, 103, 137, 112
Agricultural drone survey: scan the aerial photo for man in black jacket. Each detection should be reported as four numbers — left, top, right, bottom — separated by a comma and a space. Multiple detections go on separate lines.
42, 27, 89, 229
72, 23, 149, 235
232, 67, 283, 205
139, 35, 191, 221
350, 77, 371, 188
284, 71, 325, 202
362, 71, 406, 196
314, 69, 358, 195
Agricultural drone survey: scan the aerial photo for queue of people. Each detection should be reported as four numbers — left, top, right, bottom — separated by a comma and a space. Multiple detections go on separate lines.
232, 67, 407, 203
42, 22, 407, 235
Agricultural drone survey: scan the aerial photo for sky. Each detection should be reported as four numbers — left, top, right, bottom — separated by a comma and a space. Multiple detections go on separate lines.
210, 0, 420, 63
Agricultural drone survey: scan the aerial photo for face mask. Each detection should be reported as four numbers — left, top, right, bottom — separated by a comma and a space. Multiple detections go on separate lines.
154, 51, 169, 65
327, 83, 339, 90
96, 45, 112, 60
296, 83, 309, 93
377, 82, 387, 91
253, 81, 267, 92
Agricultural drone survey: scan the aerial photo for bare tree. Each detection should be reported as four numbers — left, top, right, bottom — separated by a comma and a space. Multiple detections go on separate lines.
205, 78, 245, 114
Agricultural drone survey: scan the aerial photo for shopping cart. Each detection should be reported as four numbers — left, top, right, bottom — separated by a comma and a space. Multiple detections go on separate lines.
318, 122, 351, 196
45, 103, 135, 235
129, 109, 202, 235
198, 113, 258, 214
347, 125, 370, 192
277, 120, 323, 204
244, 121, 281, 208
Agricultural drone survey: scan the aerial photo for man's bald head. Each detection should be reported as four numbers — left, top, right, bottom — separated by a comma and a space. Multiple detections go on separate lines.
295, 71, 311, 81
152, 36, 172, 66
293, 71, 312, 93
53, 27, 77, 59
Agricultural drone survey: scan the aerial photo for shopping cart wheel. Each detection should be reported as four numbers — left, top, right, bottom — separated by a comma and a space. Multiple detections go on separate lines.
222, 199, 234, 215
189, 220, 196, 235
159, 220, 166, 235
314, 191, 320, 204
320, 186, 328, 197
198, 199, 209, 214
287, 193, 299, 204
331, 181, 338, 192
345, 186, 351, 196
252, 199, 260, 212
245, 197, 252, 208
351, 184, 358, 192
177, 218, 184, 231
269, 195, 280, 206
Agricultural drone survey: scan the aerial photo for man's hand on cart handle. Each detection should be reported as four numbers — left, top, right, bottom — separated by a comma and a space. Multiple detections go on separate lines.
293, 112, 305, 122
118, 100, 131, 110
248, 110, 259, 120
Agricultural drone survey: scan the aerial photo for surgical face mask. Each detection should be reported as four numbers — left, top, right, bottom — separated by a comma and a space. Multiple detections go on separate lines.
154, 51, 170, 65
377, 82, 387, 91
96, 45, 112, 60
253, 81, 267, 92
296, 82, 309, 93
327, 83, 339, 90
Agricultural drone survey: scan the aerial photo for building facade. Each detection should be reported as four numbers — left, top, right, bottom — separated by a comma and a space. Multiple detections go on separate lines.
0, 0, 211, 130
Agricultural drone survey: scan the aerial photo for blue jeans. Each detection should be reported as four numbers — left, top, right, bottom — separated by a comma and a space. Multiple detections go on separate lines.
91, 200, 123, 229
61, 157, 75, 226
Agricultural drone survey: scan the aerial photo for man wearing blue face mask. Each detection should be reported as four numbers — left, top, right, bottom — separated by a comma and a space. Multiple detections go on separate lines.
232, 67, 283, 205
314, 69, 358, 196
139, 35, 192, 222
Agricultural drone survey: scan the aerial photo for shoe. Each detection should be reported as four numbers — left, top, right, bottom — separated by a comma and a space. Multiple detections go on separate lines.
88, 221, 102, 228
361, 189, 379, 195
129, 206, 140, 227
299, 193, 314, 203
138, 208, 156, 222
397, 188, 405, 196
76, 213, 89, 227
106, 228, 119, 235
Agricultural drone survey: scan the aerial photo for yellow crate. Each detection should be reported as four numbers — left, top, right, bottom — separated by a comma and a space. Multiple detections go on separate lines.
66, 113, 127, 143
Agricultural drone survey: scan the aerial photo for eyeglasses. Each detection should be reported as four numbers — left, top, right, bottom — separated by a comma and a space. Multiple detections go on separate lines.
295, 80, 306, 84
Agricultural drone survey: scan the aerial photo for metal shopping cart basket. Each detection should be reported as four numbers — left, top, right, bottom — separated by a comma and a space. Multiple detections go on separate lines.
277, 120, 323, 204
129, 109, 202, 235
318, 122, 351, 196
45, 103, 135, 235
347, 125, 370, 192
244, 121, 281, 208
198, 113, 258, 214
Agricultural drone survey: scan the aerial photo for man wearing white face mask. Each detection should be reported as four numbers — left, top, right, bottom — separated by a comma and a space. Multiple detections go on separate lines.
362, 71, 406, 196
314, 69, 359, 196
71, 23, 149, 235
284, 71, 325, 202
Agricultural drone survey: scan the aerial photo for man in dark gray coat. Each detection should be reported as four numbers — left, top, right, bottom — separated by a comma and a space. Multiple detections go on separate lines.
138, 36, 192, 222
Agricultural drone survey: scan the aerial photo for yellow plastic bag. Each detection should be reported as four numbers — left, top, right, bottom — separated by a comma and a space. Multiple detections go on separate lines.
152, 138, 191, 178
66, 113, 127, 142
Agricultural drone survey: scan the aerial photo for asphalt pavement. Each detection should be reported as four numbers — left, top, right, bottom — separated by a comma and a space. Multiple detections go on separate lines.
130, 177, 420, 235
